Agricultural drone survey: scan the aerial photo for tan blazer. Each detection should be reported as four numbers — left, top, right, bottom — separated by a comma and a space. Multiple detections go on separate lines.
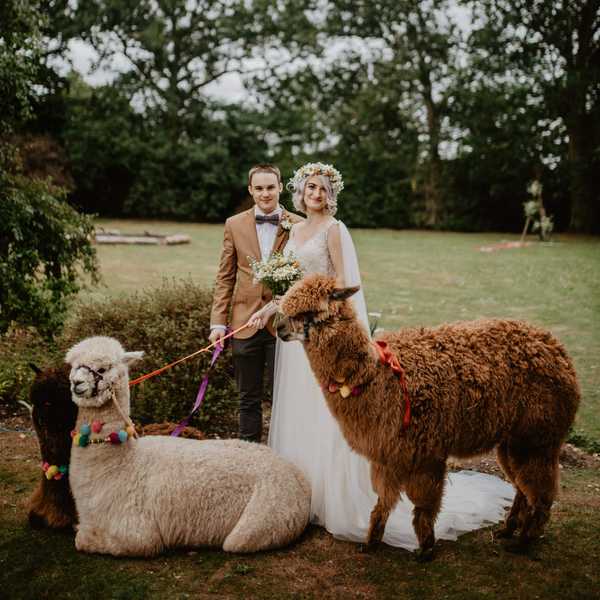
210, 207, 303, 339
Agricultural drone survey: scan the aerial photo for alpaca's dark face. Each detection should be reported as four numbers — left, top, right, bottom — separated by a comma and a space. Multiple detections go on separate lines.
30, 366, 78, 458
278, 274, 360, 342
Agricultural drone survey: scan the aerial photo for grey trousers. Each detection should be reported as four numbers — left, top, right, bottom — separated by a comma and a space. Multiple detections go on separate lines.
231, 328, 276, 442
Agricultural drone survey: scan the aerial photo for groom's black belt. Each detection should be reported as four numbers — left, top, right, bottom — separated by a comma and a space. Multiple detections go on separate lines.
255, 214, 280, 225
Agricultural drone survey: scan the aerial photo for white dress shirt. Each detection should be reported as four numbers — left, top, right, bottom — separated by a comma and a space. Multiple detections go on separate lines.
255, 205, 282, 260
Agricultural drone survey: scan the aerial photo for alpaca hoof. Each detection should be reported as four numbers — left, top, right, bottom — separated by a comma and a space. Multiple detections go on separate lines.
493, 526, 515, 541
359, 540, 380, 553
415, 546, 435, 563
28, 511, 46, 530
504, 540, 531, 555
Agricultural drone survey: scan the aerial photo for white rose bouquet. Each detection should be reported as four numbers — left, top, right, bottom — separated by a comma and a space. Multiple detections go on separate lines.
248, 251, 304, 297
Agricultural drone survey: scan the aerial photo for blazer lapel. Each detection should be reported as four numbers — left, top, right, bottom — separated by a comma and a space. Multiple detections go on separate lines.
271, 210, 292, 255
244, 208, 262, 262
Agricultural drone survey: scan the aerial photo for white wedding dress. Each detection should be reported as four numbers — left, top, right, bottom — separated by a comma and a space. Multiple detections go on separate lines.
268, 220, 515, 550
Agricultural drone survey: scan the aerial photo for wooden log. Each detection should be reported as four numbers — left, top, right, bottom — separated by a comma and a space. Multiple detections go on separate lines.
94, 233, 191, 245
95, 235, 160, 245
164, 234, 191, 245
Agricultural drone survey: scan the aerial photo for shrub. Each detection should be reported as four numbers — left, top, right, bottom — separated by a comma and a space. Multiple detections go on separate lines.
0, 170, 98, 337
0, 328, 56, 406
59, 280, 238, 436
567, 429, 600, 456
0, 280, 239, 436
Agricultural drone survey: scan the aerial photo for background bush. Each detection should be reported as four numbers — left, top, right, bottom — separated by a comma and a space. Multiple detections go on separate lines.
0, 328, 55, 407
0, 280, 239, 436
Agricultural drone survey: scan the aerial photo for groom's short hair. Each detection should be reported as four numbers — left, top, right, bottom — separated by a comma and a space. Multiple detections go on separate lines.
248, 164, 282, 186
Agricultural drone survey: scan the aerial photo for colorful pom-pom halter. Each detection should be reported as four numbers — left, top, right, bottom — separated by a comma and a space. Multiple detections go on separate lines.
42, 462, 68, 480
71, 420, 136, 447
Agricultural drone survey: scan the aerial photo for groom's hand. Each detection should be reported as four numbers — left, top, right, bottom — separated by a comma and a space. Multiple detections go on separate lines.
209, 328, 226, 348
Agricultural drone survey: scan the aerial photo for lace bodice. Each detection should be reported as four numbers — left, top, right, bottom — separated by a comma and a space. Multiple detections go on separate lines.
285, 221, 337, 278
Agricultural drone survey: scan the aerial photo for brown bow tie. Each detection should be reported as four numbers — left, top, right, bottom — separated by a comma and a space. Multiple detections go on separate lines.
255, 214, 280, 225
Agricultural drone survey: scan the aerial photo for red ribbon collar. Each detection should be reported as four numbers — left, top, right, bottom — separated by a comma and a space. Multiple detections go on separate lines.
372, 340, 411, 430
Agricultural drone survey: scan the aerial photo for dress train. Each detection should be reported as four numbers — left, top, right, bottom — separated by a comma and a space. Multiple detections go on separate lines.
269, 338, 514, 551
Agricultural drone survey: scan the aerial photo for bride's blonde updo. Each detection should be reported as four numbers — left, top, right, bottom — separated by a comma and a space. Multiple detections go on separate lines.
286, 163, 344, 216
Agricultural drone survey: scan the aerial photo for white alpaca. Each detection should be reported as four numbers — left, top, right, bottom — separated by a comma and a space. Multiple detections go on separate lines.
66, 336, 310, 556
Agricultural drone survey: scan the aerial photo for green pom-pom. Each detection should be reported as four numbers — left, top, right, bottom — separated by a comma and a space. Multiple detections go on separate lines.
78, 434, 89, 447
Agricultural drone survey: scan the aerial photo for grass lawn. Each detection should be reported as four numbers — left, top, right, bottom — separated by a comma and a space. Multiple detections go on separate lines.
1, 428, 599, 600
1, 220, 599, 599
89, 220, 600, 440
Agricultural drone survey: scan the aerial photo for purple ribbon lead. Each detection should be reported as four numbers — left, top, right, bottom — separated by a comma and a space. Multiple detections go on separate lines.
170, 342, 224, 437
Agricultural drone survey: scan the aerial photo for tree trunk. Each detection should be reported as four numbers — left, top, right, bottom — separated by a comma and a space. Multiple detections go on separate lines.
565, 2, 599, 233
567, 121, 597, 233
422, 86, 443, 227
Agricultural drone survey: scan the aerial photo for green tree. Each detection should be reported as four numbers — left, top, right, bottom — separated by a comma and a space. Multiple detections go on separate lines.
49, 0, 319, 218
446, 22, 568, 231
0, 175, 98, 337
467, 0, 600, 233
0, 0, 98, 337
325, 0, 464, 227
0, 0, 42, 137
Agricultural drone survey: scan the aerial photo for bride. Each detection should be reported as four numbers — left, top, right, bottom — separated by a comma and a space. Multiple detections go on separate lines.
249, 162, 514, 551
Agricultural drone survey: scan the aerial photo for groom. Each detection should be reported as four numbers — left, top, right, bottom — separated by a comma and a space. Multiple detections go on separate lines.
209, 164, 302, 442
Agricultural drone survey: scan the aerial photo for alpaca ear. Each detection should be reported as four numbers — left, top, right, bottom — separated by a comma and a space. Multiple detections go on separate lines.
330, 285, 360, 301
123, 351, 144, 365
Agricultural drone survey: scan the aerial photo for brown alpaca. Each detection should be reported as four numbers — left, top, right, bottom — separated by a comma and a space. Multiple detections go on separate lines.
278, 274, 580, 560
27, 365, 205, 529
28, 364, 78, 529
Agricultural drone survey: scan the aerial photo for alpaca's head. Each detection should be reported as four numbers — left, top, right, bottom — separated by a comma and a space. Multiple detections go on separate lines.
65, 337, 143, 408
30, 364, 77, 438
30, 364, 77, 472
277, 274, 359, 342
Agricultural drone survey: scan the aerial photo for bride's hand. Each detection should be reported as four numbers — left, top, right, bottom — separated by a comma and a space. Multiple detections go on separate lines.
248, 310, 265, 329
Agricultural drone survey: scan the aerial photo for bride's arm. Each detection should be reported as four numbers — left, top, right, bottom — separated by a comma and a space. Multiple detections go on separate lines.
327, 223, 345, 287
247, 300, 279, 329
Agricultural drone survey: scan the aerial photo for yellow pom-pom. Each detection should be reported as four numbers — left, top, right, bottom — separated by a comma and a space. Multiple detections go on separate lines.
334, 375, 345, 383
46, 465, 58, 479
73, 433, 81, 446
126, 425, 135, 438
340, 385, 351, 398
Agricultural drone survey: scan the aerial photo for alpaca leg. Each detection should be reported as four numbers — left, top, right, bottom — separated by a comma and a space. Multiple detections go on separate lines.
223, 479, 309, 553
366, 463, 402, 548
502, 444, 559, 552
76, 520, 163, 557
367, 496, 393, 547
494, 442, 525, 539
516, 448, 559, 546
494, 490, 527, 540
405, 461, 446, 561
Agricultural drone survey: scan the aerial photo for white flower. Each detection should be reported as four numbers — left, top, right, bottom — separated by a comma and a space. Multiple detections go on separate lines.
280, 218, 293, 231
247, 251, 304, 295
287, 162, 344, 196
527, 180, 543, 197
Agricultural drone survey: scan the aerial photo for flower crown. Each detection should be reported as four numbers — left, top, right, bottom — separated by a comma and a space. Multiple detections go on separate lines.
287, 162, 344, 196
